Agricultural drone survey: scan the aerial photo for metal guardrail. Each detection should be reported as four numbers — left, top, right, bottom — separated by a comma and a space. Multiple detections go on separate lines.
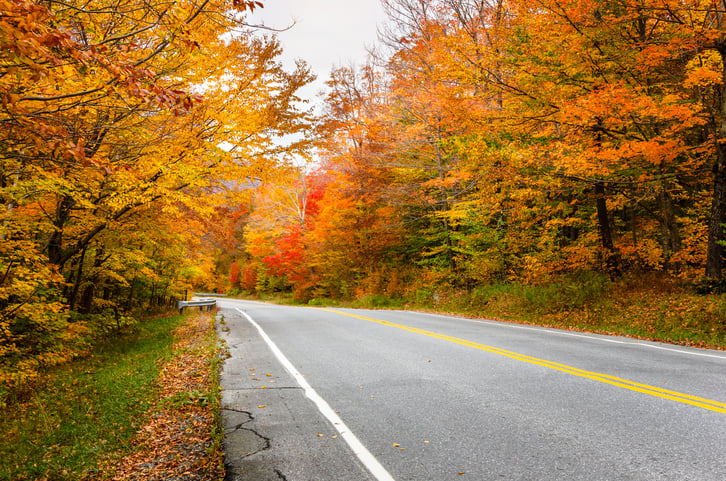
191, 292, 227, 297
178, 298, 217, 314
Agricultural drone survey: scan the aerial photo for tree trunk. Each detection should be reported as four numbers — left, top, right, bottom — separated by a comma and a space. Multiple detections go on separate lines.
435, 143, 456, 273
126, 278, 137, 311
79, 247, 103, 313
595, 182, 614, 251
706, 164, 726, 279
658, 185, 681, 266
47, 195, 74, 267
69, 244, 88, 311
595, 181, 619, 275
630, 201, 638, 248
705, 45, 726, 280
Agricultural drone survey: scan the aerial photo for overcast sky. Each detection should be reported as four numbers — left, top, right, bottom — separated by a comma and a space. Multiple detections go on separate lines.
247, 1, 388, 111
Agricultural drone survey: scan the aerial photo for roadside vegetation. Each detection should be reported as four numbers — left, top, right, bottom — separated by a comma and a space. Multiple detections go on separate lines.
240, 272, 726, 350
0, 311, 224, 481
5, 4, 726, 475
218, 1, 726, 354
0, 0, 308, 412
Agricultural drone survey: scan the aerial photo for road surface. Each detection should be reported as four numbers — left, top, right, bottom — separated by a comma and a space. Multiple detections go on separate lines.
216, 298, 726, 480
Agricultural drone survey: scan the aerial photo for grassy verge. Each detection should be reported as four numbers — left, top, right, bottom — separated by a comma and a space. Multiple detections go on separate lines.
237, 273, 726, 350
0, 311, 225, 481
427, 276, 726, 349
0, 314, 180, 481
104, 311, 225, 480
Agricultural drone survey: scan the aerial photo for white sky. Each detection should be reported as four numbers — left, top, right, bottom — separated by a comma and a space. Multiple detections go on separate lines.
247, 1, 388, 111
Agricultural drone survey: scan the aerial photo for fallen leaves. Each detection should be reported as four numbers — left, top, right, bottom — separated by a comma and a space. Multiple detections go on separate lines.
99, 312, 225, 481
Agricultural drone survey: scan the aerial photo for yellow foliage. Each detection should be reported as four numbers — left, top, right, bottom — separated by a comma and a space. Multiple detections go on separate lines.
684, 51, 723, 89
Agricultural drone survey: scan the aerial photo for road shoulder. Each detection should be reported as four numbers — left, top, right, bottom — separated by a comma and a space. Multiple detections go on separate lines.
217, 307, 376, 481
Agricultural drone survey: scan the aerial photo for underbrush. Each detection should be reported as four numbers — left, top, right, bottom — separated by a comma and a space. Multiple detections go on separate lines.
267, 271, 726, 350
0, 304, 178, 409
350, 294, 406, 309
464, 276, 724, 348
0, 314, 182, 480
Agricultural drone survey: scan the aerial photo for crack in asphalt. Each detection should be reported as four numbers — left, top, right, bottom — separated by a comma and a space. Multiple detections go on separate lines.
222, 407, 291, 480
222, 408, 271, 456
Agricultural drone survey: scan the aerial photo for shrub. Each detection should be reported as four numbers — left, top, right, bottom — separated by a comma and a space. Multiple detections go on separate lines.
520, 271, 612, 314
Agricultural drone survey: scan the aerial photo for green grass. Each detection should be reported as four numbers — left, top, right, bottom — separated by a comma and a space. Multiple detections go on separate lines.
232, 291, 299, 305
429, 277, 726, 349
0, 314, 183, 481
350, 294, 405, 309
238, 272, 726, 350
206, 314, 226, 467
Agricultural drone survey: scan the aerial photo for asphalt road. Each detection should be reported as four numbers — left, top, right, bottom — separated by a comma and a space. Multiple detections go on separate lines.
216, 298, 726, 481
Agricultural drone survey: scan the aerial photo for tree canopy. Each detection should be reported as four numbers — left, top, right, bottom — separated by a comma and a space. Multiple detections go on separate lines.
5, 0, 726, 402
0, 0, 312, 399
237, 0, 726, 302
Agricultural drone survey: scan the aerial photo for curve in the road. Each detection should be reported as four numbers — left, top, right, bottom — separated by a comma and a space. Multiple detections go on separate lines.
317, 308, 726, 414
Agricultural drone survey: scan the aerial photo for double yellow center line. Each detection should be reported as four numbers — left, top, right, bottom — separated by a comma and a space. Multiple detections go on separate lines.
319, 308, 726, 414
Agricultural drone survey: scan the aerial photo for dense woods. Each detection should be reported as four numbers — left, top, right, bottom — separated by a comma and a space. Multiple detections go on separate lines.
0, 0, 312, 401
4, 0, 726, 403
236, 0, 726, 302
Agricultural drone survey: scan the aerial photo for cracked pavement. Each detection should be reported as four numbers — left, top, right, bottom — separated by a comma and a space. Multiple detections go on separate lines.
217, 298, 726, 481
217, 307, 377, 481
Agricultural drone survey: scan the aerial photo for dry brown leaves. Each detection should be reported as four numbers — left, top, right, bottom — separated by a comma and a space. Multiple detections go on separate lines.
102, 312, 225, 481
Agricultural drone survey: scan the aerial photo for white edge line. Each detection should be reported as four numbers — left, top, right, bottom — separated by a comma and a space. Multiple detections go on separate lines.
411, 311, 629, 344
235, 308, 396, 481
410, 311, 726, 359
635, 342, 726, 359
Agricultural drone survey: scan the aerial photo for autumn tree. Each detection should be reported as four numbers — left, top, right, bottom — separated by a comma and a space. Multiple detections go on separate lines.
376, 0, 721, 281
215, 0, 726, 313
240, 166, 327, 298
373, 0, 525, 285
0, 0, 314, 399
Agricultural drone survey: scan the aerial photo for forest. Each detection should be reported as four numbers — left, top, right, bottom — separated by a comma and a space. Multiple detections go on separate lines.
3, 0, 726, 403
236, 0, 726, 299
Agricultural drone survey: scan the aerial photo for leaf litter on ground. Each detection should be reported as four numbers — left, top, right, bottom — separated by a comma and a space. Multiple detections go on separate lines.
97, 312, 225, 481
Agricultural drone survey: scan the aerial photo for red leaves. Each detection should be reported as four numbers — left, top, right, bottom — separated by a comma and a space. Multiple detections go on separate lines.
263, 226, 305, 279
240, 265, 258, 291
229, 261, 241, 285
